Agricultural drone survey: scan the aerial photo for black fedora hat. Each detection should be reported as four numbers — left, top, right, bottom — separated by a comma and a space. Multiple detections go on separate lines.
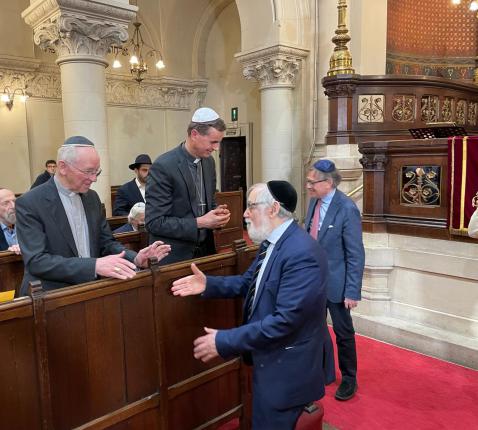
129, 154, 152, 170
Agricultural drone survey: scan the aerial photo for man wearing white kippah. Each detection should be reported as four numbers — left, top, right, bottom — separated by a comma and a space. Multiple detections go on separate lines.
146, 107, 231, 264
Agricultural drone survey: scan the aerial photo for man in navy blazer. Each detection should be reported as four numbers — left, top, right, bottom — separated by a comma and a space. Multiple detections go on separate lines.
113, 154, 151, 216
172, 181, 329, 429
0, 188, 21, 254
304, 159, 365, 401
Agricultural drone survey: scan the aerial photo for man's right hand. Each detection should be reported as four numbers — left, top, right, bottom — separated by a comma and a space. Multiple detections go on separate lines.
197, 204, 231, 229
171, 263, 206, 296
95, 251, 137, 280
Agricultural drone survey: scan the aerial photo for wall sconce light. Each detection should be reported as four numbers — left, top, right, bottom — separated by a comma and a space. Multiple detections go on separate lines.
1, 87, 29, 111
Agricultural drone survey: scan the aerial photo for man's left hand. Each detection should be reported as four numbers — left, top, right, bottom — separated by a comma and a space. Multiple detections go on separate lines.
134, 241, 171, 268
8, 244, 21, 255
193, 327, 219, 363
344, 298, 359, 309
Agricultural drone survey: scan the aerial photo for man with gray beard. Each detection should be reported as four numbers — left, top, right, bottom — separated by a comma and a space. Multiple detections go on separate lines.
171, 181, 330, 429
0, 188, 21, 254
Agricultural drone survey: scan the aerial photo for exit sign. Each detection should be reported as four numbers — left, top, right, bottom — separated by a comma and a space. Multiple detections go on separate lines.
231, 107, 238, 122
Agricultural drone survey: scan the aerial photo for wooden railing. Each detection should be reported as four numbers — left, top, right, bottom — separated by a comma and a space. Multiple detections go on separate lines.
0, 241, 258, 430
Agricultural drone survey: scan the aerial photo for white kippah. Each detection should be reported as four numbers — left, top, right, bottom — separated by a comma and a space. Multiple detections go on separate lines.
192, 107, 219, 123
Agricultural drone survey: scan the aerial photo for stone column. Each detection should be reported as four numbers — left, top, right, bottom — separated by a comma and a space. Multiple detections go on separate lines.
22, 0, 136, 214
236, 45, 308, 189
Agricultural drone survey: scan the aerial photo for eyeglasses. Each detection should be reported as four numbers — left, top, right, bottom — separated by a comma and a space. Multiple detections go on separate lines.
246, 201, 268, 210
305, 178, 328, 186
65, 162, 102, 179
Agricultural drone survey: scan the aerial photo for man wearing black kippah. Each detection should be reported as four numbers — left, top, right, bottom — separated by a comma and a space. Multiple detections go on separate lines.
171, 181, 330, 429
16, 136, 171, 296
305, 159, 365, 401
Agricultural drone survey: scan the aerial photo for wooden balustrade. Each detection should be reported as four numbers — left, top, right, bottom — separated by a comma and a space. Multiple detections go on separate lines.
0, 241, 258, 430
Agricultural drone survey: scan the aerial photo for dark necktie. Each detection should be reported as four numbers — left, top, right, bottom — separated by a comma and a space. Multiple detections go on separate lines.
244, 240, 271, 321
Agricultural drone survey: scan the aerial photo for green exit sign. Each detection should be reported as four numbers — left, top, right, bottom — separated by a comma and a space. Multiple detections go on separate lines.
231, 107, 238, 122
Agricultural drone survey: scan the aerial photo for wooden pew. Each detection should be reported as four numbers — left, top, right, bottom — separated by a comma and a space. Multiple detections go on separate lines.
214, 190, 244, 251
0, 231, 148, 295
0, 241, 258, 429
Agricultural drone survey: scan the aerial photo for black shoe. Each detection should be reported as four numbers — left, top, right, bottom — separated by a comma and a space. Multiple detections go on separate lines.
335, 379, 357, 401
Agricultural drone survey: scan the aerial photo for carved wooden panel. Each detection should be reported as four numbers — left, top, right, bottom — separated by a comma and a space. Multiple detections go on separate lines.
421, 95, 439, 122
358, 95, 385, 123
392, 95, 415, 122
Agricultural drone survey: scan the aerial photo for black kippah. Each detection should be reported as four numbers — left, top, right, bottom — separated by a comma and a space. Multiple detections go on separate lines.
267, 180, 297, 212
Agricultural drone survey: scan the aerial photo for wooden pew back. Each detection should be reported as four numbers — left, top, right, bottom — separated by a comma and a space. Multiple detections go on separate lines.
0, 242, 259, 430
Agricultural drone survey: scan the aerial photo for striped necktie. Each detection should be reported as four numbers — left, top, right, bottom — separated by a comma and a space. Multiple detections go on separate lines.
244, 240, 270, 321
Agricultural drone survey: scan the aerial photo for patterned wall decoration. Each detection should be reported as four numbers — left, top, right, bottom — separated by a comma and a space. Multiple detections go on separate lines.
358, 95, 384, 123
401, 166, 441, 207
387, 0, 478, 80
392, 95, 415, 122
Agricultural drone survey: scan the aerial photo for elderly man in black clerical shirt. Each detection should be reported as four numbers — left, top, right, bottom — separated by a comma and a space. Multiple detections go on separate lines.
16, 136, 170, 296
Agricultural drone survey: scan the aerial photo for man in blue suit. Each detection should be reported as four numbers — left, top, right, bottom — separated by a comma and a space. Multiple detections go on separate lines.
172, 181, 329, 429
304, 159, 365, 401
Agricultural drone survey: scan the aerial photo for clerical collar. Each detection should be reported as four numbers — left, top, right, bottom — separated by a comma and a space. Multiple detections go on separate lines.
181, 142, 200, 164
54, 175, 78, 198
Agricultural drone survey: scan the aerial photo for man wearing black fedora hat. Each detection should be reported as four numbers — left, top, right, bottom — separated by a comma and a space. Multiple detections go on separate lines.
113, 154, 152, 216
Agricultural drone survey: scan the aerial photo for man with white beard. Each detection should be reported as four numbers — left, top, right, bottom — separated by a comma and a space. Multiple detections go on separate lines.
171, 181, 330, 429
0, 188, 21, 254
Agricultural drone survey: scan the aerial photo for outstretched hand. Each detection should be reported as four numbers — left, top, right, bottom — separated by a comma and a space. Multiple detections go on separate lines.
171, 263, 206, 296
134, 241, 171, 268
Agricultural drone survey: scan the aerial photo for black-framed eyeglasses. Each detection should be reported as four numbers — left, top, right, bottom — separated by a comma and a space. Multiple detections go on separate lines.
305, 178, 327, 186
246, 201, 267, 210
65, 161, 102, 179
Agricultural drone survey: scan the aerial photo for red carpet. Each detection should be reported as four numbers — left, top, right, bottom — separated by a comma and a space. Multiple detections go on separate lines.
219, 329, 478, 429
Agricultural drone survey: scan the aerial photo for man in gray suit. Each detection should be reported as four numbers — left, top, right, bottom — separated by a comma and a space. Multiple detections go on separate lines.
304, 159, 365, 401
16, 136, 170, 296
145, 107, 230, 265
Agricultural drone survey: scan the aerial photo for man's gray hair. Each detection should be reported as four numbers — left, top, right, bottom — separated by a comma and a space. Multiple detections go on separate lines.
128, 202, 145, 223
247, 183, 294, 219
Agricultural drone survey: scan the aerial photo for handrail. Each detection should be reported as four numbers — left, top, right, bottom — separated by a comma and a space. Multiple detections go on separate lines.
347, 184, 363, 198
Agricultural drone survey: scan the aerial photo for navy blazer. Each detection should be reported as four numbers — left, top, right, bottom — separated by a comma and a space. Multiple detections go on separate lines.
16, 179, 137, 296
113, 179, 144, 216
0, 229, 9, 251
113, 223, 134, 234
145, 144, 217, 264
305, 189, 365, 303
204, 222, 329, 410
31, 171, 52, 189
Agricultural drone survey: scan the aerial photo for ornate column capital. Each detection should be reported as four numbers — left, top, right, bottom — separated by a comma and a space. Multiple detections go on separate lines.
22, 0, 137, 66
235, 44, 309, 90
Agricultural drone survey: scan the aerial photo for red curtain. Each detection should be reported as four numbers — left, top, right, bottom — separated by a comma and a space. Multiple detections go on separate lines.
447, 136, 478, 235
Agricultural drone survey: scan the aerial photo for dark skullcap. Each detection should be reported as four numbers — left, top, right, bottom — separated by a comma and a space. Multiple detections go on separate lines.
267, 180, 297, 213
62, 136, 95, 147
313, 159, 336, 173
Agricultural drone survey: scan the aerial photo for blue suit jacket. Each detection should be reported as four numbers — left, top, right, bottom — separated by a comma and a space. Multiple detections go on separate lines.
0, 229, 9, 251
204, 221, 329, 410
305, 189, 365, 303
113, 179, 144, 216
113, 223, 134, 234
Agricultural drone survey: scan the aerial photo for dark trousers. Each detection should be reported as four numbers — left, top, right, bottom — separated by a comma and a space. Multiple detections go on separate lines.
327, 300, 357, 382
252, 384, 304, 430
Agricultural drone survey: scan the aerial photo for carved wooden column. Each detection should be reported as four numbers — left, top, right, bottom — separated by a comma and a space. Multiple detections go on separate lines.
359, 148, 388, 233
22, 0, 136, 213
236, 45, 308, 189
